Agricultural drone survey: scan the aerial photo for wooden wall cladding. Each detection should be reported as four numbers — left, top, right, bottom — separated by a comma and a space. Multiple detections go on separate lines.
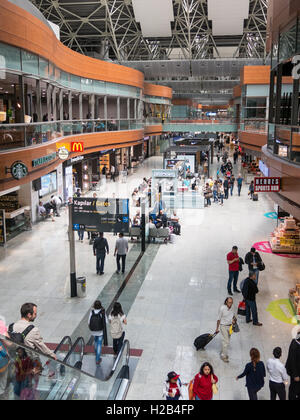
0, 130, 144, 192
233, 85, 242, 98
0, 0, 144, 89
261, 146, 300, 218
144, 83, 172, 99
172, 99, 193, 106
269, 0, 300, 45
239, 131, 268, 150
144, 125, 163, 136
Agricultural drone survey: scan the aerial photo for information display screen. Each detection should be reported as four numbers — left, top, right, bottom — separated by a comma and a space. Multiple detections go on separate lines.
72, 197, 129, 233
40, 171, 57, 197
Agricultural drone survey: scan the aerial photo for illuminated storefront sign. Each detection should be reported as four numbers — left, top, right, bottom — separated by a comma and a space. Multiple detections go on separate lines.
254, 177, 281, 192
71, 142, 84, 152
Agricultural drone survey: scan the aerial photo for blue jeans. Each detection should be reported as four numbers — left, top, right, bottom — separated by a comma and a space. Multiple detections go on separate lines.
96, 252, 106, 274
253, 268, 259, 284
230, 185, 234, 196
195, 395, 212, 400
228, 271, 239, 293
94, 335, 103, 363
246, 300, 258, 324
238, 184, 242, 196
78, 230, 84, 240
218, 194, 224, 204
213, 190, 218, 202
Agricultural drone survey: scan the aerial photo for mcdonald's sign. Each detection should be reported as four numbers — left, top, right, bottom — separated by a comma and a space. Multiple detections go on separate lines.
71, 142, 84, 152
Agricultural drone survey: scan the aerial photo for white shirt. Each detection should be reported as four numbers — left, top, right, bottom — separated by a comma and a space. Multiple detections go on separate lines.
217, 305, 235, 326
267, 358, 289, 383
52, 196, 61, 205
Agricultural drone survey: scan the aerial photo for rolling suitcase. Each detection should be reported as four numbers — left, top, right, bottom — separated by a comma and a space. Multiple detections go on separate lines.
252, 193, 258, 201
194, 332, 218, 350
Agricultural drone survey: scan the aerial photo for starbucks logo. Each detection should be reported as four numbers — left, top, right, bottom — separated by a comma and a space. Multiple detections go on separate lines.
11, 161, 28, 180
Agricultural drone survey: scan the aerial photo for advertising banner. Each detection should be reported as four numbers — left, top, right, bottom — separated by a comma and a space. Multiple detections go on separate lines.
72, 197, 129, 233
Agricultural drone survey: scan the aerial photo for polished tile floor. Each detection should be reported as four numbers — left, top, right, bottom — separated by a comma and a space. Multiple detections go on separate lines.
0, 153, 299, 400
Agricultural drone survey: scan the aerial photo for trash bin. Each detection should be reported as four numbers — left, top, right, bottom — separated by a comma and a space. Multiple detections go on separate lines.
76, 277, 86, 298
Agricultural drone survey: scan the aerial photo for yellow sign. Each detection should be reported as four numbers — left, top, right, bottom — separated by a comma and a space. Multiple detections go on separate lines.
56, 142, 70, 151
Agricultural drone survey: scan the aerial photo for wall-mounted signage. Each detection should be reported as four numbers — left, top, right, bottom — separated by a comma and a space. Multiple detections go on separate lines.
10, 161, 28, 180
58, 147, 70, 160
70, 156, 84, 164
32, 153, 57, 168
259, 160, 270, 177
72, 197, 129, 233
254, 177, 281, 192
71, 142, 84, 152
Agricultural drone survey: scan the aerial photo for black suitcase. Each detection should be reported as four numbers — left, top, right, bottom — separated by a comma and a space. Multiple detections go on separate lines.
252, 193, 258, 201
194, 332, 218, 350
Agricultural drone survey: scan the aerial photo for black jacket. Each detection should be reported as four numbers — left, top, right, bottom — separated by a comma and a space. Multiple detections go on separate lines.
93, 237, 109, 255
242, 277, 258, 301
245, 252, 262, 270
285, 339, 300, 378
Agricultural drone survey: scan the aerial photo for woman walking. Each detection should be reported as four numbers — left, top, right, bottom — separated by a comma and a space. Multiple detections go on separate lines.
236, 348, 266, 400
192, 362, 218, 400
88, 300, 106, 365
108, 302, 127, 355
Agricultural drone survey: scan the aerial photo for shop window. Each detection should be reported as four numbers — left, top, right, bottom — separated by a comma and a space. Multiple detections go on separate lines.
60, 71, 70, 87
81, 78, 94, 92
246, 98, 267, 108
0, 43, 21, 71
71, 75, 81, 90
21, 50, 39, 76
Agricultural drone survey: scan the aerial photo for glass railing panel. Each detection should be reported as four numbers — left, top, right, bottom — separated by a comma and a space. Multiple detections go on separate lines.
120, 120, 129, 130
107, 120, 118, 131
0, 334, 130, 400
243, 119, 268, 133
0, 124, 25, 150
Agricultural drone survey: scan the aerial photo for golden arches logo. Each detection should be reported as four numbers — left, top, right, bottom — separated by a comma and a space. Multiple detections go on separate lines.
71, 142, 84, 152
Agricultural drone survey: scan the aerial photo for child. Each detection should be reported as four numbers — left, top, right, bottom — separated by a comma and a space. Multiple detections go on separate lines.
162, 371, 184, 400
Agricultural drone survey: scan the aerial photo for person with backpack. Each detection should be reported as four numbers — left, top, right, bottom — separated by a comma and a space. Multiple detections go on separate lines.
241, 271, 263, 326
8, 303, 56, 360
93, 232, 109, 275
88, 301, 107, 365
192, 362, 218, 400
245, 247, 264, 284
108, 302, 127, 355
162, 371, 184, 400
236, 348, 266, 400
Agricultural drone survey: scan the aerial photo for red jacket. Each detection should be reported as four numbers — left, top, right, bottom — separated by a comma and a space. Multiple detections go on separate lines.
193, 373, 218, 400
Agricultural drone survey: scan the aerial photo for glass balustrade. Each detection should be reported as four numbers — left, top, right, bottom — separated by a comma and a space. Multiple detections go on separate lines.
0, 119, 143, 151
243, 119, 268, 133
267, 124, 300, 165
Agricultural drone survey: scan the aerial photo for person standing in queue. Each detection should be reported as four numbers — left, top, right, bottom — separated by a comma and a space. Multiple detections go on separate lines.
241, 271, 263, 326
215, 297, 237, 363
285, 330, 300, 400
226, 246, 241, 295
93, 232, 109, 275
236, 348, 266, 400
114, 232, 128, 274
192, 363, 218, 400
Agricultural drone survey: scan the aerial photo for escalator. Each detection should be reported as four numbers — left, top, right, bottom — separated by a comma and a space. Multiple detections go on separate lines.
0, 333, 131, 400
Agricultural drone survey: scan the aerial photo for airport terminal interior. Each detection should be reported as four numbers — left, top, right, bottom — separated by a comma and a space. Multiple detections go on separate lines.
0, 0, 300, 402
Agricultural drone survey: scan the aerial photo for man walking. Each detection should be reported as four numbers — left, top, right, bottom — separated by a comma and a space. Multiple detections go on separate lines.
223, 178, 229, 199
237, 174, 243, 196
226, 246, 241, 295
93, 232, 109, 275
9, 303, 57, 360
285, 330, 300, 400
241, 271, 263, 326
114, 232, 128, 274
267, 347, 288, 400
215, 297, 237, 363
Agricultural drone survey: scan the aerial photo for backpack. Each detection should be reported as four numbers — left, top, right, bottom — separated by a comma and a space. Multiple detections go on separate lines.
8, 324, 35, 344
110, 316, 123, 339
89, 310, 104, 332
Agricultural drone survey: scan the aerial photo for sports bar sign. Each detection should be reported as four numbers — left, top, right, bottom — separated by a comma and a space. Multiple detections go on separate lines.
72, 197, 129, 233
254, 177, 281, 192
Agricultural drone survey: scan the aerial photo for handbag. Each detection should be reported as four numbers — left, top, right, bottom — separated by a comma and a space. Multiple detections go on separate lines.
237, 300, 246, 316
233, 322, 240, 333
211, 375, 218, 394
257, 261, 265, 271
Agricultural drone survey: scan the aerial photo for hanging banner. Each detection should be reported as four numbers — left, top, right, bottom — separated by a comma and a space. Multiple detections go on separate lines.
72, 197, 129, 233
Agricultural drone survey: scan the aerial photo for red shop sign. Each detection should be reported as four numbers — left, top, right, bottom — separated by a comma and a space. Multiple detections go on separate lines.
254, 177, 281, 192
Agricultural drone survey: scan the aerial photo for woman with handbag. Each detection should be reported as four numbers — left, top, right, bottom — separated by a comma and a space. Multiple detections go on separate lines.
192, 363, 218, 400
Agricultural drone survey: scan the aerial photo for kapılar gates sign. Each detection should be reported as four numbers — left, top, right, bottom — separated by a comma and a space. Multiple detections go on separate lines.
72, 197, 129, 233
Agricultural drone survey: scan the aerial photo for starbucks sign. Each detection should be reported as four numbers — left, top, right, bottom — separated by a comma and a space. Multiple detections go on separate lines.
11, 161, 28, 180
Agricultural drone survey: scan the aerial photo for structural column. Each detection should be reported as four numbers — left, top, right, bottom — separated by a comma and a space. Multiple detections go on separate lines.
68, 90, 73, 120
59, 88, 63, 121
35, 79, 42, 122
89, 94, 95, 119
79, 93, 83, 120
104, 95, 107, 130
127, 98, 130, 128
46, 83, 52, 121
51, 86, 57, 121
117, 96, 120, 130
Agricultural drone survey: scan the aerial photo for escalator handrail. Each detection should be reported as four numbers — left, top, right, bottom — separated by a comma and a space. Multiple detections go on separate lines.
63, 336, 85, 366
107, 339, 130, 381
54, 336, 72, 354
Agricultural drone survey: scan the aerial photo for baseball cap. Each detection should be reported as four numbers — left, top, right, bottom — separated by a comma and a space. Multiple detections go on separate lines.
167, 371, 180, 381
